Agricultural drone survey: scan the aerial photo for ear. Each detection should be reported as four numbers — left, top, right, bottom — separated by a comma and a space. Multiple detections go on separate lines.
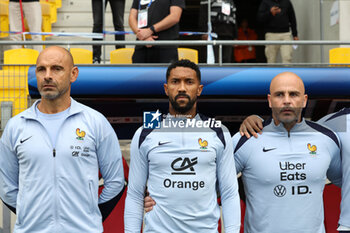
164, 83, 169, 96
268, 94, 272, 108
302, 94, 308, 108
197, 84, 203, 96
70, 66, 79, 83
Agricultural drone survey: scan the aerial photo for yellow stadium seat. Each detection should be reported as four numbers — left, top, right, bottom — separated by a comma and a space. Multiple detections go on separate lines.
4, 48, 39, 65
329, 48, 350, 65
178, 48, 198, 64
3, 48, 38, 96
110, 48, 134, 64
41, 1, 52, 32
1, 48, 34, 116
70, 48, 93, 64
0, 70, 29, 116
55, 0, 61, 8
40, 0, 56, 23
110, 48, 199, 64
0, 1, 9, 38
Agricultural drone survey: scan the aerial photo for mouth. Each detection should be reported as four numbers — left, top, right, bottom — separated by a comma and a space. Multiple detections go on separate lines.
280, 108, 294, 114
175, 95, 190, 101
42, 84, 56, 89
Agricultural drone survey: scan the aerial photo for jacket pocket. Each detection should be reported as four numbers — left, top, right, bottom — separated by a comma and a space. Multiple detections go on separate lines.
88, 180, 95, 214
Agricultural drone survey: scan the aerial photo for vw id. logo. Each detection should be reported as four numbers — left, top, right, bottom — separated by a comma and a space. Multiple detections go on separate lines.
274, 185, 286, 197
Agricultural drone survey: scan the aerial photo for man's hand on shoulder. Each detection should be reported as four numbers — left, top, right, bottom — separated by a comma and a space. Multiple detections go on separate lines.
239, 115, 263, 138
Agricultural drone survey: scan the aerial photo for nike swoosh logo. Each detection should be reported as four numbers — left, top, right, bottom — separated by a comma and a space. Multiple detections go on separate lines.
263, 147, 276, 152
158, 141, 171, 146
20, 136, 32, 144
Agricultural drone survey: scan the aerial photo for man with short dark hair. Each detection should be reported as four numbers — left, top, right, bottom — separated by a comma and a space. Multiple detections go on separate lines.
124, 59, 240, 232
0, 46, 125, 232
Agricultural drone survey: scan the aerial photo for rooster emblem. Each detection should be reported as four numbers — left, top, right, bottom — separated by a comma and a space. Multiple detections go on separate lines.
76, 128, 86, 140
307, 143, 317, 155
198, 138, 208, 149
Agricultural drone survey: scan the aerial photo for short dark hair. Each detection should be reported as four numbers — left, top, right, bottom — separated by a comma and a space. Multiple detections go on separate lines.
166, 59, 201, 82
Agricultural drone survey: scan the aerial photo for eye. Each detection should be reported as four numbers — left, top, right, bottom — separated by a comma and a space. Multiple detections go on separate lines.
290, 92, 298, 97
53, 66, 63, 71
36, 67, 45, 72
171, 79, 178, 84
187, 79, 194, 84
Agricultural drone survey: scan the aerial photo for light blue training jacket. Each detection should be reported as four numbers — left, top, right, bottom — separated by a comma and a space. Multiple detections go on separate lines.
233, 118, 342, 233
318, 108, 350, 229
0, 98, 125, 233
125, 113, 241, 233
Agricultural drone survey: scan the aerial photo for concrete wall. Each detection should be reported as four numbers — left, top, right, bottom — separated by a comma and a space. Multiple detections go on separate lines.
291, 0, 339, 63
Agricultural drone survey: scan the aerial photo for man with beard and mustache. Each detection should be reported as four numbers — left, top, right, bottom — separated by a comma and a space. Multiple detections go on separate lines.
0, 46, 125, 233
232, 72, 342, 233
124, 59, 241, 233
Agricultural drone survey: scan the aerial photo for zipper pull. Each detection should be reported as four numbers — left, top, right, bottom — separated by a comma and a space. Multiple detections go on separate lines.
53, 149, 56, 157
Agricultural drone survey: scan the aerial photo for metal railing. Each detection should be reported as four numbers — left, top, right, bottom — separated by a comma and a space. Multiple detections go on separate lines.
1, 40, 350, 66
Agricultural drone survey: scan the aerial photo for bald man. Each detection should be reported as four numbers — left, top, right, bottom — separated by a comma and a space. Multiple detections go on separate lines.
232, 72, 342, 233
0, 46, 125, 233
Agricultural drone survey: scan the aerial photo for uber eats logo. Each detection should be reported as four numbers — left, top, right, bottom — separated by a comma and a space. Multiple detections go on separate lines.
275, 161, 312, 197
163, 157, 205, 191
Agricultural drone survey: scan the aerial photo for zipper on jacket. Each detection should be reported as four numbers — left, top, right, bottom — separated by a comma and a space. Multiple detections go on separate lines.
53, 148, 56, 157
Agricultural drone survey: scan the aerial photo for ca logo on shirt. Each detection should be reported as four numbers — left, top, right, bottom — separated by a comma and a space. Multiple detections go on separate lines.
171, 157, 198, 175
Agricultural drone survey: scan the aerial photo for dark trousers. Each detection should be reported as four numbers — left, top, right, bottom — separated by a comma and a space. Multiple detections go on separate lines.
213, 35, 233, 63
132, 46, 179, 63
92, 0, 125, 60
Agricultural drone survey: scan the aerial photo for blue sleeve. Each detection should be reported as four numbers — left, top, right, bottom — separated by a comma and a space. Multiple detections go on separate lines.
232, 132, 244, 174
96, 116, 125, 214
124, 128, 149, 233
0, 124, 19, 211
316, 117, 343, 187
326, 136, 342, 187
217, 128, 241, 233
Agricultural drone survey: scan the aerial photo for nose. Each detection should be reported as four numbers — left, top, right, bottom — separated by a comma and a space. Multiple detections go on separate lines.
44, 69, 52, 81
283, 94, 291, 105
178, 80, 186, 92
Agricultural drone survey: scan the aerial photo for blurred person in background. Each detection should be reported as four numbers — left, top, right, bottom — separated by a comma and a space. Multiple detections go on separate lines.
9, 0, 42, 51
128, 0, 185, 63
234, 19, 257, 63
199, 0, 237, 63
257, 0, 298, 63
92, 0, 125, 63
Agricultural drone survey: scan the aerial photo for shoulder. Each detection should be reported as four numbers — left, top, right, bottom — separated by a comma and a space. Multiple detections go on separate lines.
133, 126, 155, 149
75, 101, 108, 122
234, 118, 273, 153
319, 108, 350, 123
199, 113, 230, 148
170, 0, 185, 8
4, 107, 32, 130
305, 120, 340, 148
